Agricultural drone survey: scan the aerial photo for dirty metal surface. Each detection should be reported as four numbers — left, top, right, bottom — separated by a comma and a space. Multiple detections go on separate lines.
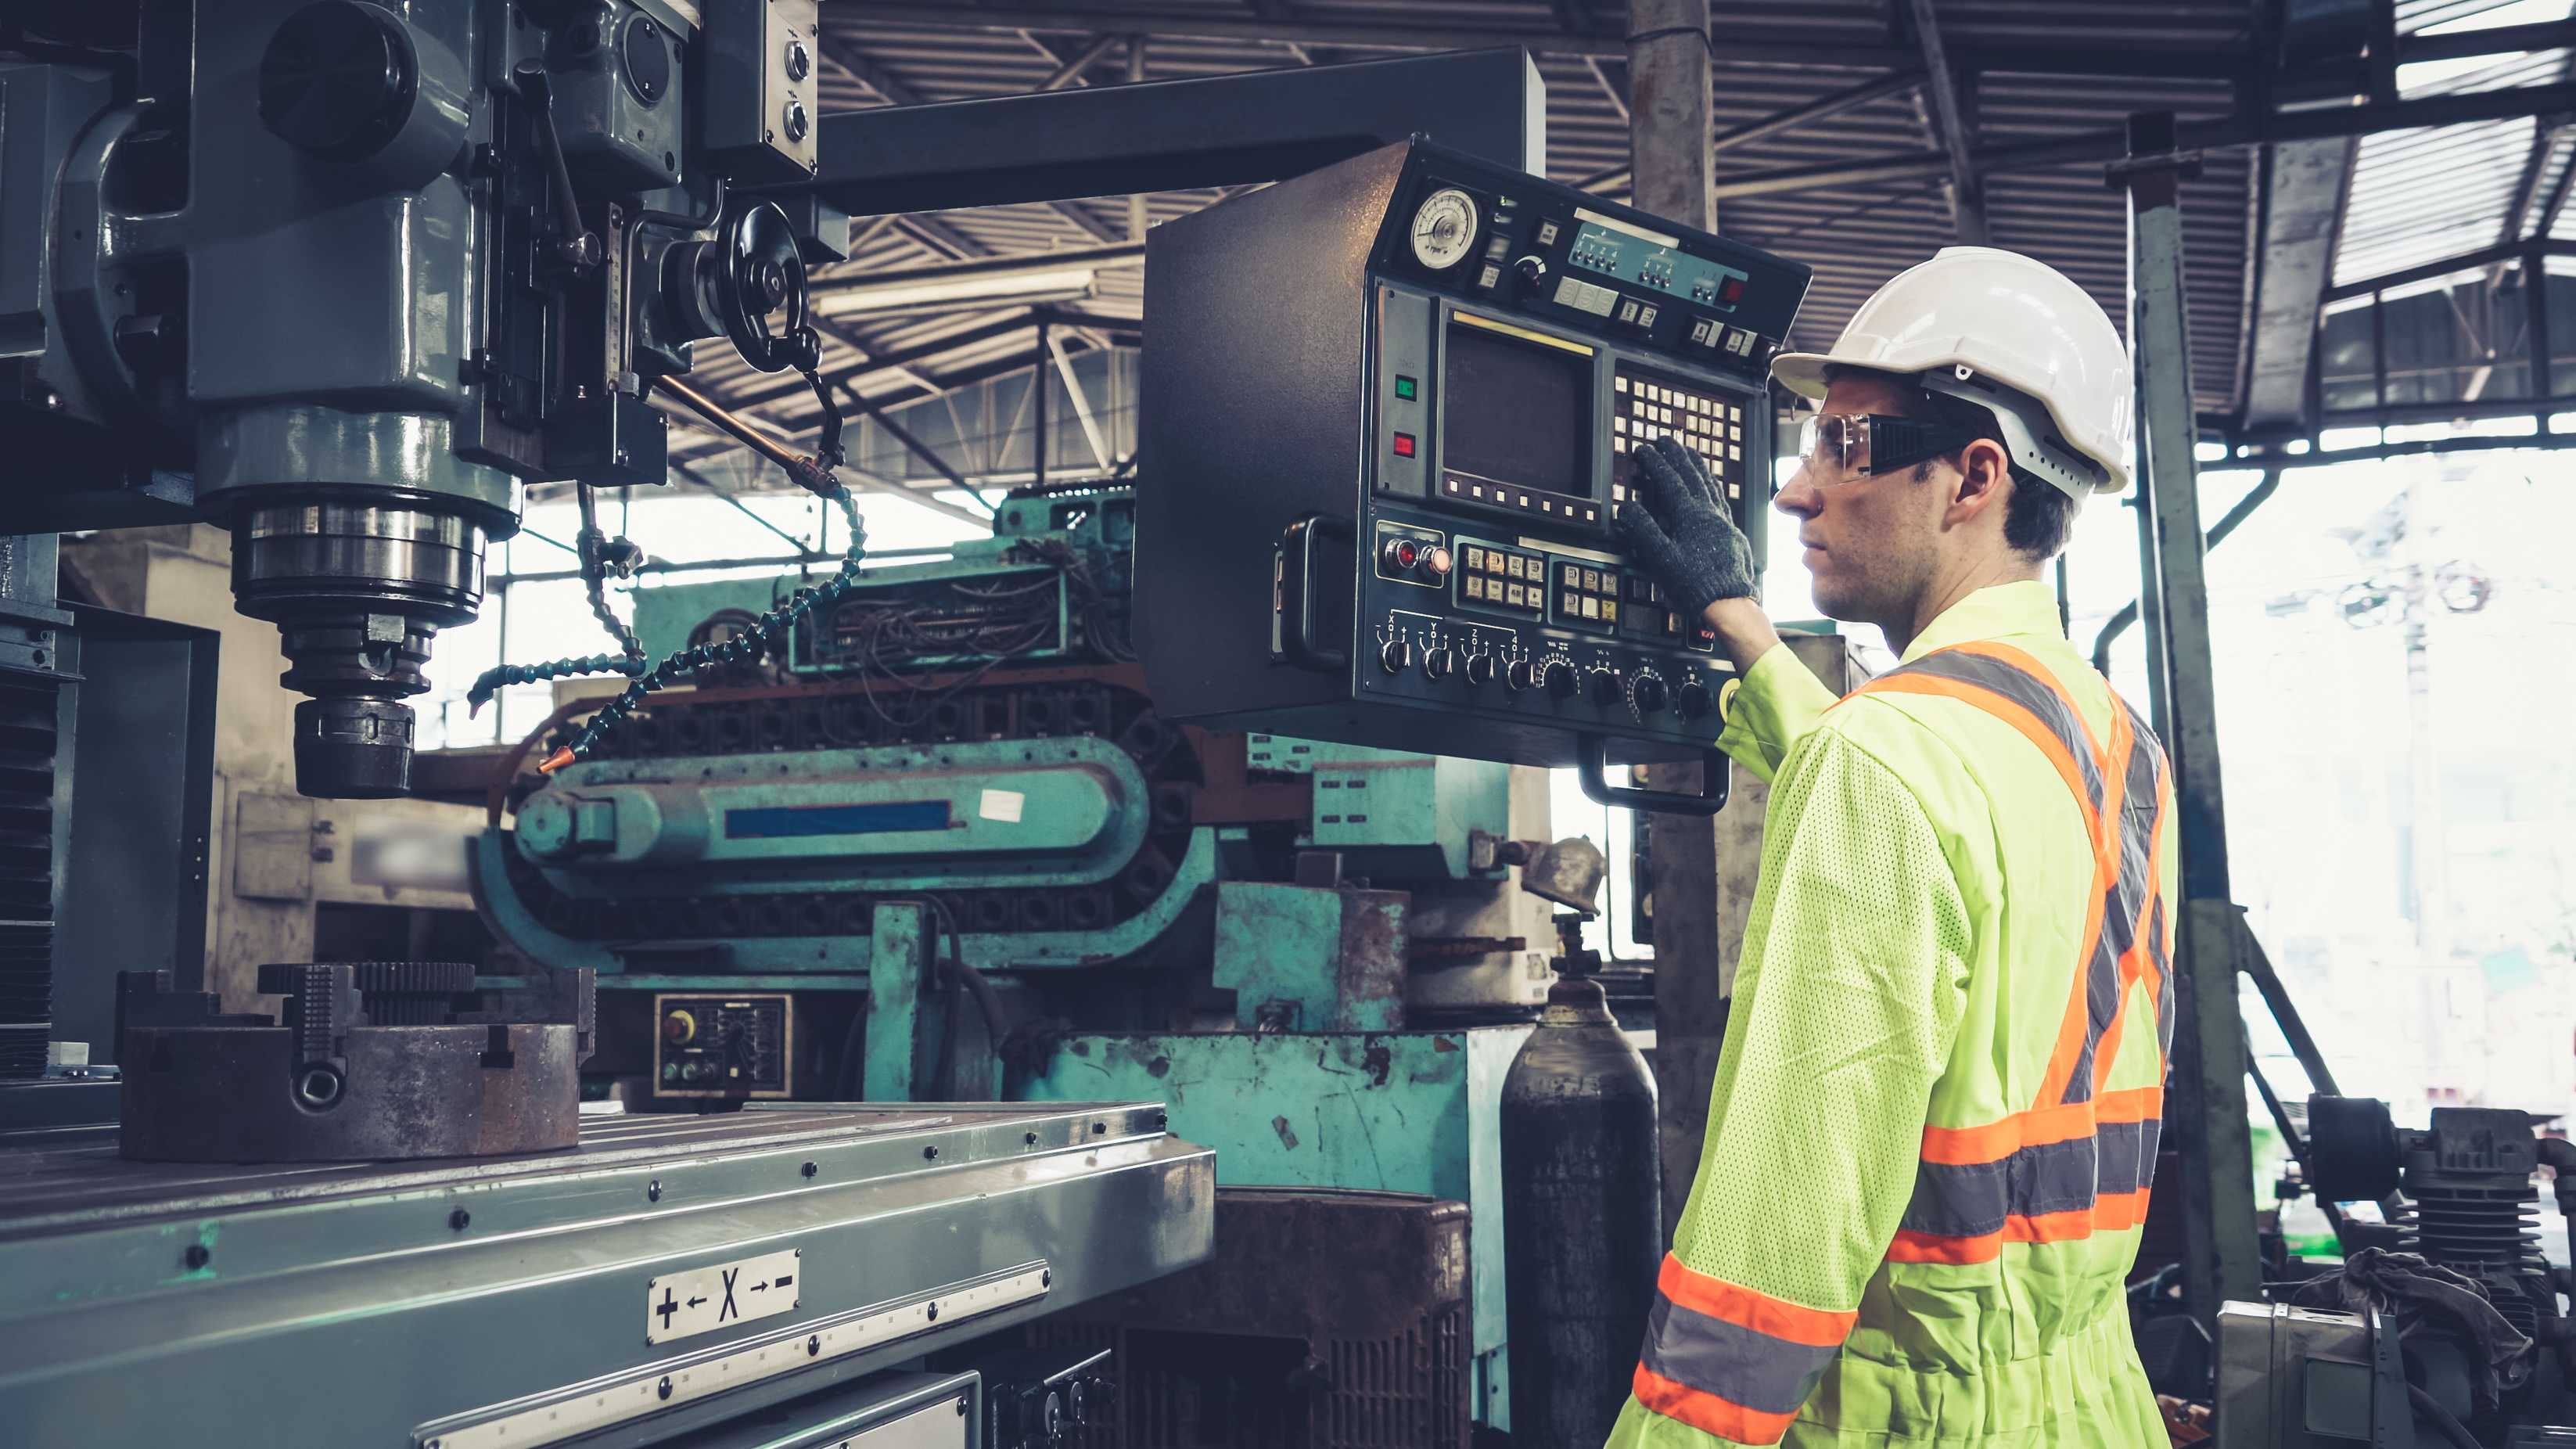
1210, 883, 1408, 1033
116, 1021, 587, 1162
1018, 1029, 1528, 1360
0, 1103, 1213, 1448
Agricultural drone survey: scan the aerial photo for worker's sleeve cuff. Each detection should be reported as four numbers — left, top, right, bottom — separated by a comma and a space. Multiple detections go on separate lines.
1715, 642, 1841, 786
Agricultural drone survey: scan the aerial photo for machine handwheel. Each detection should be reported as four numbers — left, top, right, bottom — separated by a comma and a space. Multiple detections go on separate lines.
712, 201, 814, 374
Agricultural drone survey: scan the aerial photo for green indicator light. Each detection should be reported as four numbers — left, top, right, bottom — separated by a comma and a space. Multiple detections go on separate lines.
1395, 376, 1418, 400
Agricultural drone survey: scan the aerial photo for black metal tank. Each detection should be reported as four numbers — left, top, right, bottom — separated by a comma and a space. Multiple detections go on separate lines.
1502, 972, 1662, 1449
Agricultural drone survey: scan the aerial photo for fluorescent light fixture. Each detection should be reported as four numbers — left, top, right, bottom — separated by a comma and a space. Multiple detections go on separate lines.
813, 267, 1102, 318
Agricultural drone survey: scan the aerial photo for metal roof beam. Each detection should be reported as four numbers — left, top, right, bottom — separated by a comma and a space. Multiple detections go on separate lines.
799, 48, 1543, 215
1902, 0, 1987, 245
826, 2, 2255, 76
2240, 136, 2357, 430
815, 31, 926, 106
1570, 68, 1921, 195
1032, 32, 1123, 90
2323, 237, 2576, 303
1708, 79, 2576, 199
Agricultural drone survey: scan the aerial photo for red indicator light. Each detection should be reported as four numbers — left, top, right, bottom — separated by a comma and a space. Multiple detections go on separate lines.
1392, 540, 1421, 570
1393, 433, 1417, 458
1722, 278, 1745, 303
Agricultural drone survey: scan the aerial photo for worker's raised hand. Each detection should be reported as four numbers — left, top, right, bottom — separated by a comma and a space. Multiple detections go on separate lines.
1615, 436, 1756, 617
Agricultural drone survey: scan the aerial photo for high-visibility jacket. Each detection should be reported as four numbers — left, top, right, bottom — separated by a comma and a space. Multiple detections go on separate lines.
1605, 581, 2175, 1449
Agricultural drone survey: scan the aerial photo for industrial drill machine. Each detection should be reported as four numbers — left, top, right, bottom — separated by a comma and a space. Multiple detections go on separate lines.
0, 4, 1209, 1444
478, 483, 1583, 1440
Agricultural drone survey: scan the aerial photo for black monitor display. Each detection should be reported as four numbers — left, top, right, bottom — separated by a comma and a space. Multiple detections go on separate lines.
1442, 321, 1590, 498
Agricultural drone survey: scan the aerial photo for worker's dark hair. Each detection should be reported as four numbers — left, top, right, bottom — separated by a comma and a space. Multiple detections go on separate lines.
1820, 365, 2080, 561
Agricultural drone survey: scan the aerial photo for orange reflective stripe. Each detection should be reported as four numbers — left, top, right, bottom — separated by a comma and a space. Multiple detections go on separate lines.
1885, 1185, 2157, 1266
1920, 1098, 2098, 1165
1920, 1085, 2165, 1165
1656, 1255, 1858, 1347
2038, 701, 2132, 1108
1885, 1228, 2001, 1265
1633, 1364, 1802, 1445
2090, 715, 2172, 1097
1857, 672, 2101, 834
2091, 1186, 2154, 1233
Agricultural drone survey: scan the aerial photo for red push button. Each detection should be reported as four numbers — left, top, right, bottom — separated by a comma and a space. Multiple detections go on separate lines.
1393, 433, 1417, 458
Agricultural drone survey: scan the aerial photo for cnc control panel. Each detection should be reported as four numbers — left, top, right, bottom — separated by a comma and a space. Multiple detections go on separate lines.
1136, 139, 1810, 802
654, 994, 792, 1098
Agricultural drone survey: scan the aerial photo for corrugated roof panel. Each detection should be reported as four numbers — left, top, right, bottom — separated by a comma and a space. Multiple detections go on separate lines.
634, 0, 2576, 500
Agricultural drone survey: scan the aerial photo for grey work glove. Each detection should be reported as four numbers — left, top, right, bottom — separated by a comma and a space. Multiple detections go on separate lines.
1615, 436, 1756, 617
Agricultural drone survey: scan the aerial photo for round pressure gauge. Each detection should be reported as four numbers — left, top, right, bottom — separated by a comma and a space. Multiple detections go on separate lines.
1410, 187, 1480, 271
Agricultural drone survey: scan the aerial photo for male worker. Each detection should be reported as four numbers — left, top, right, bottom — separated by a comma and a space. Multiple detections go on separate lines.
1604, 246, 2176, 1448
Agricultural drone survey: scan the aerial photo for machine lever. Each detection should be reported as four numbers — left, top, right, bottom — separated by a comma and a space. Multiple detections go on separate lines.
512, 60, 601, 272
1278, 514, 1353, 673
1573, 736, 1731, 816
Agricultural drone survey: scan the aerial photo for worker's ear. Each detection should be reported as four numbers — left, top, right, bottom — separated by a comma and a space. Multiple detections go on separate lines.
1940, 438, 2014, 532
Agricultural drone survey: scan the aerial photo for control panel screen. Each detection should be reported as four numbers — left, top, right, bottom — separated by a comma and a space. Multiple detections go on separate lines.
1566, 210, 1749, 311
1443, 319, 1590, 499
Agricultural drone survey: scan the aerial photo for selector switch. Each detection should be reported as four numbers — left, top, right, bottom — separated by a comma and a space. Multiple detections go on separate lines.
1588, 671, 1624, 707
1507, 658, 1539, 692
1464, 654, 1496, 686
1379, 638, 1415, 675
1423, 647, 1456, 680
1514, 256, 1550, 293
1633, 675, 1669, 714
1543, 663, 1577, 700
1676, 681, 1712, 719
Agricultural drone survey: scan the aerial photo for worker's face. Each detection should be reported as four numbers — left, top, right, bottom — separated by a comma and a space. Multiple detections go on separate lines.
1772, 372, 1956, 629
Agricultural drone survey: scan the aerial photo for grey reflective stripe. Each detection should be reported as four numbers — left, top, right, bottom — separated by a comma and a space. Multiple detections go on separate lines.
1899, 1133, 2101, 1238
2097, 1118, 2157, 1198
2121, 699, 2177, 1056
1872, 648, 2104, 812
1637, 1291, 1844, 1417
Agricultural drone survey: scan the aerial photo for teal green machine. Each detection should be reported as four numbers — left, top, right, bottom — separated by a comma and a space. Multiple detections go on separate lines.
471, 484, 1597, 1429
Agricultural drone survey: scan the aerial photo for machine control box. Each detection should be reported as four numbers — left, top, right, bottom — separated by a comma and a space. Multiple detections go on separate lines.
702, 0, 821, 182
1136, 139, 1809, 780
653, 993, 793, 1098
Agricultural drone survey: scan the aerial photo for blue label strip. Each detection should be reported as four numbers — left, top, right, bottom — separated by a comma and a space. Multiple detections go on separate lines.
725, 800, 953, 839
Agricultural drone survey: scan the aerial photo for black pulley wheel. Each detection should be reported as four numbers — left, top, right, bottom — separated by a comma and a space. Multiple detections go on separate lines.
258, 1, 420, 163
2307, 1094, 2403, 1203
713, 201, 810, 373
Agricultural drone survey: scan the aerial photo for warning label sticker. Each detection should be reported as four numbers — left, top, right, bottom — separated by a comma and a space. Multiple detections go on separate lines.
646, 1247, 801, 1345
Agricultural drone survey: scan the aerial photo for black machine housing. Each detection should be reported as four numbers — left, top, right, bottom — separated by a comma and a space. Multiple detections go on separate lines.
1134, 141, 1809, 804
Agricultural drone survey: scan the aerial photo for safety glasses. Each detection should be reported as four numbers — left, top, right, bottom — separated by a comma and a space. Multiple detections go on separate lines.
1795, 412, 1980, 482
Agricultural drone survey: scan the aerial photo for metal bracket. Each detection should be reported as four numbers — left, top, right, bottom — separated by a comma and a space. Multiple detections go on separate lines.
1572, 737, 1731, 816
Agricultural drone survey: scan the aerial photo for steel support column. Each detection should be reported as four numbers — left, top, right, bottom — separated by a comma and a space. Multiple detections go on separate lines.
1626, 0, 1712, 232
2122, 112, 2262, 1325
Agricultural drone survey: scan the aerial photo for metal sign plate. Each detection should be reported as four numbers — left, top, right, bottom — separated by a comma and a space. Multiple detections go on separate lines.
422, 1262, 1051, 1449
647, 1247, 801, 1345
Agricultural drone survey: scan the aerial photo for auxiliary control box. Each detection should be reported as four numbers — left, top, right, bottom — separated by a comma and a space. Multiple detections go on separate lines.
1134, 140, 1809, 812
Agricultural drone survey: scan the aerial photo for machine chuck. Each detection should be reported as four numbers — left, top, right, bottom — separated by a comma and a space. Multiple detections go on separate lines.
231, 501, 490, 799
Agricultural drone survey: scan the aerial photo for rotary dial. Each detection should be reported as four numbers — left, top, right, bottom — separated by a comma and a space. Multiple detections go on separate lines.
1410, 187, 1480, 271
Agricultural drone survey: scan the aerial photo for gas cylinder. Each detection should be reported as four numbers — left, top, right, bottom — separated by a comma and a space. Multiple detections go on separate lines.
1501, 969, 1661, 1449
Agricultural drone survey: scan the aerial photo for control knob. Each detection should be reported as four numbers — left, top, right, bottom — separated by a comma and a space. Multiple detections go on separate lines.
1513, 256, 1550, 294
1464, 653, 1496, 686
1633, 675, 1669, 714
1506, 658, 1539, 692
1543, 663, 1578, 700
1379, 638, 1414, 675
1588, 671, 1624, 707
1676, 680, 1712, 720
1422, 647, 1456, 681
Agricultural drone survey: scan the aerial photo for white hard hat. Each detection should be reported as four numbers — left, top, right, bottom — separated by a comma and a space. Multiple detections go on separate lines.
1771, 246, 2134, 494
